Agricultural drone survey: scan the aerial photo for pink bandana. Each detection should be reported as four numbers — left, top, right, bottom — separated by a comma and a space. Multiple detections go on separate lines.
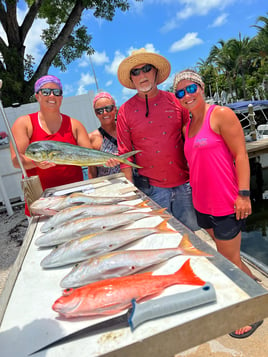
93, 92, 115, 107
34, 75, 62, 93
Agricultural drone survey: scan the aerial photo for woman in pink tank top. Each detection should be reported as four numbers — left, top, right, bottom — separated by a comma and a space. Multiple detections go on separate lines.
172, 69, 263, 339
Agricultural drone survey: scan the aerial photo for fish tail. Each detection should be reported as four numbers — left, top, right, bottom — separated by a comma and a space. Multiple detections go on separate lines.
134, 200, 150, 209
118, 150, 142, 169
178, 234, 213, 257
155, 219, 177, 233
174, 259, 205, 286
150, 208, 171, 218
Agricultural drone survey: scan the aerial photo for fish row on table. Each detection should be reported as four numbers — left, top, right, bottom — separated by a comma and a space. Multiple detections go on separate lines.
40, 200, 150, 232
35, 208, 170, 246
30, 191, 139, 216
35, 191, 211, 318
52, 259, 207, 318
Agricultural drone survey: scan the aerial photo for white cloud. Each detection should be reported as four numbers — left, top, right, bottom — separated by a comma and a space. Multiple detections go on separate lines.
92, 51, 109, 65
76, 72, 96, 94
169, 32, 203, 52
105, 50, 125, 75
78, 51, 109, 68
209, 13, 228, 27
105, 80, 113, 87
161, 0, 234, 32
176, 0, 233, 19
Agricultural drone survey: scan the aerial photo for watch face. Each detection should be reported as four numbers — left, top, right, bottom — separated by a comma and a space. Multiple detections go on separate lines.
239, 190, 250, 197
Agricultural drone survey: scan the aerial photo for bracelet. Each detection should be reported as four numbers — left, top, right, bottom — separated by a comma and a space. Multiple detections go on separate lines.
238, 190, 250, 197
31, 160, 37, 167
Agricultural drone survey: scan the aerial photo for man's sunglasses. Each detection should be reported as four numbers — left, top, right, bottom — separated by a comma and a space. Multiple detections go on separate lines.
130, 64, 155, 77
175, 83, 198, 99
95, 105, 115, 115
37, 88, 63, 96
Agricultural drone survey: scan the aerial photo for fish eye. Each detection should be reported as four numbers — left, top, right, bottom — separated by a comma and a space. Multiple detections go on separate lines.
63, 288, 73, 296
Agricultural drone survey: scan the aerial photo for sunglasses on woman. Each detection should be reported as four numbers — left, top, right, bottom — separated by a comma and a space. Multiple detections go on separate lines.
130, 64, 155, 77
175, 83, 198, 99
95, 105, 115, 115
38, 88, 63, 96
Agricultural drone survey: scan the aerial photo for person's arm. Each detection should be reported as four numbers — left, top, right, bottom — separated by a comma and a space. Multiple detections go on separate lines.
121, 167, 133, 182
213, 106, 251, 219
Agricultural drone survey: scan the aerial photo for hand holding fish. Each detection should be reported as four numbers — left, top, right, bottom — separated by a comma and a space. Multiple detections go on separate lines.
31, 160, 56, 169
103, 157, 120, 168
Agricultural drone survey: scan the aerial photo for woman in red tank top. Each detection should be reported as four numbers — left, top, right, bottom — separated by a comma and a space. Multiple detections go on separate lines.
10, 75, 95, 216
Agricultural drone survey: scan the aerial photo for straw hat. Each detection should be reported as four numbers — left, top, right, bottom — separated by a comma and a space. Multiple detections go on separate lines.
117, 48, 171, 89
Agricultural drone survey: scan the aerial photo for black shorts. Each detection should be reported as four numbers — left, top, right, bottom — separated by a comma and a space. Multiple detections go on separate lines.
195, 210, 246, 240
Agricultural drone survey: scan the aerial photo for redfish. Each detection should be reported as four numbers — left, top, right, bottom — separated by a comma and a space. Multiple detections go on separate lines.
52, 259, 205, 318
60, 234, 212, 288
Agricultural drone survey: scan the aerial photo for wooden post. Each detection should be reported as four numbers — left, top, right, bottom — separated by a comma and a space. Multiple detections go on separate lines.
21, 176, 43, 215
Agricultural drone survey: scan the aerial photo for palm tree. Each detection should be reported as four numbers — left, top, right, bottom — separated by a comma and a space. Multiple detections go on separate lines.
207, 40, 236, 98
228, 34, 254, 99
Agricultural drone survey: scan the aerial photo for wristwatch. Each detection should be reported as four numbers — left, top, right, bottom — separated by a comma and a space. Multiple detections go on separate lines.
238, 190, 250, 197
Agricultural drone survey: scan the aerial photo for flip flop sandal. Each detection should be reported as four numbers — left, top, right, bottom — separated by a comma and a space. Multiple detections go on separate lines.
229, 320, 263, 339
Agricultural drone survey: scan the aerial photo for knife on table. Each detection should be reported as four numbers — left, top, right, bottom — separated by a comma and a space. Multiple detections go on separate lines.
29, 282, 216, 355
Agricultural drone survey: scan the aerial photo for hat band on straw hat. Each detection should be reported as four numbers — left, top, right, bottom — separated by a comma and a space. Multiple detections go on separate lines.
117, 48, 171, 89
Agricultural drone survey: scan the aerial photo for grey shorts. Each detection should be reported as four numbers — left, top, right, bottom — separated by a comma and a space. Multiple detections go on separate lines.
195, 210, 246, 240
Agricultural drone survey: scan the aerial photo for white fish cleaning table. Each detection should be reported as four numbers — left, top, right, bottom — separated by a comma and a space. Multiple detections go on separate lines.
0, 173, 268, 357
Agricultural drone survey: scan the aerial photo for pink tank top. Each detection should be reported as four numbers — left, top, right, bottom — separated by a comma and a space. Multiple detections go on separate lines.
184, 105, 238, 216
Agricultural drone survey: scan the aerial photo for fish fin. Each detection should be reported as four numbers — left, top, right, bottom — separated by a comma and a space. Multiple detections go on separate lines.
150, 208, 171, 218
174, 259, 206, 286
135, 292, 161, 304
118, 151, 142, 169
155, 219, 177, 233
178, 235, 213, 257
119, 150, 142, 159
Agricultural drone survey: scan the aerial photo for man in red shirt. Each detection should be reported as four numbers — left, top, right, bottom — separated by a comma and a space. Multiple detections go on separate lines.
117, 48, 199, 231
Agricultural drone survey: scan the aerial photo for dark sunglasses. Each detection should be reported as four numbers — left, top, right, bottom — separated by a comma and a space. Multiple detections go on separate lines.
95, 105, 115, 115
130, 64, 155, 77
38, 88, 63, 96
175, 83, 198, 99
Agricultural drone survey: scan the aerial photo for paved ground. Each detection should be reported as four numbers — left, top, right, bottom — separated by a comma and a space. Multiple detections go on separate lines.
0, 204, 27, 295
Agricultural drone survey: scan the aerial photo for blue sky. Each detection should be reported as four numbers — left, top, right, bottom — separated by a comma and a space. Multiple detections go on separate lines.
4, 0, 268, 106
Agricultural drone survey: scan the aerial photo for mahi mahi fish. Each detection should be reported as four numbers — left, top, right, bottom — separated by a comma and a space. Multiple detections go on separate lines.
30, 193, 138, 216
52, 258, 206, 318
40, 201, 149, 232
25, 140, 142, 168
60, 234, 212, 288
40, 220, 175, 269
35, 209, 170, 247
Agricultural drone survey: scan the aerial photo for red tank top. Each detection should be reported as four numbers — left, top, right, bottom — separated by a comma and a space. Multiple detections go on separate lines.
24, 112, 83, 215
